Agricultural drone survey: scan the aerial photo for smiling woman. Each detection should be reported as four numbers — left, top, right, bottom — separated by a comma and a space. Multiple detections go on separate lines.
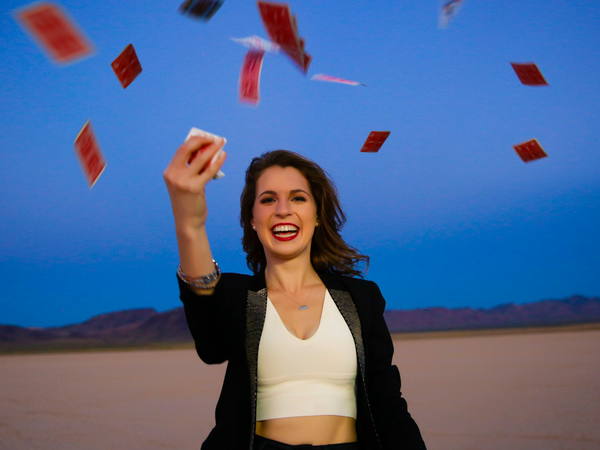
240, 150, 368, 278
163, 138, 426, 450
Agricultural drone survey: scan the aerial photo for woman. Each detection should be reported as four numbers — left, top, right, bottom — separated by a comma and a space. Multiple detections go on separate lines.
163, 133, 426, 450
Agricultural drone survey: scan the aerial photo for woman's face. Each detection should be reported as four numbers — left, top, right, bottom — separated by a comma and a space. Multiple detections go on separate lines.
251, 166, 318, 264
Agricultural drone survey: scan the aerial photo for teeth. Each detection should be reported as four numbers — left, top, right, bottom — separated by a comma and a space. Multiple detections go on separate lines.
273, 225, 298, 233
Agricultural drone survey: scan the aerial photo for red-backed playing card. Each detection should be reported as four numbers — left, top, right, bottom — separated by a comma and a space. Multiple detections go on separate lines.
360, 131, 391, 153
257, 1, 310, 74
258, 2, 299, 50
510, 62, 548, 86
111, 43, 143, 89
15, 2, 93, 64
302, 53, 312, 73
239, 50, 265, 105
74, 120, 106, 188
512, 138, 548, 163
185, 128, 225, 179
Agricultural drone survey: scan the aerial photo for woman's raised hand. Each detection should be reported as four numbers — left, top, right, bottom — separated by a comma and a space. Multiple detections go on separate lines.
163, 134, 227, 233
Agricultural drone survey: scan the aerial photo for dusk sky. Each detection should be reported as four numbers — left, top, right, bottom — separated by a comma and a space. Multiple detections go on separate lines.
1, 0, 599, 328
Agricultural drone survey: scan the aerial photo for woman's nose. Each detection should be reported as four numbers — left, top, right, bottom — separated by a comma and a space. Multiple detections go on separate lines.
275, 199, 292, 216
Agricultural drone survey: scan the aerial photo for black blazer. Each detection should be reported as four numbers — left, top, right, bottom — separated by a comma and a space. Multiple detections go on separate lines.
178, 270, 426, 450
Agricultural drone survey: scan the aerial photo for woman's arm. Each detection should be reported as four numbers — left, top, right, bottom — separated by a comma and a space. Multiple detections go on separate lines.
163, 133, 227, 295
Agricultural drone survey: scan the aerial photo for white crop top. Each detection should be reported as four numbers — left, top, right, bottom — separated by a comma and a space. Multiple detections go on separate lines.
256, 289, 358, 421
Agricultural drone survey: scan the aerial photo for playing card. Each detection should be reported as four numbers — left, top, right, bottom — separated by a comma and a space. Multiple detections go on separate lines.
179, 0, 223, 21
311, 74, 366, 86
230, 35, 280, 53
439, 0, 465, 29
258, 2, 299, 49
302, 52, 312, 73
360, 131, 391, 153
239, 50, 265, 106
510, 62, 549, 86
14, 2, 93, 64
74, 120, 106, 188
512, 138, 548, 163
111, 43, 142, 89
185, 128, 225, 179
257, 1, 310, 74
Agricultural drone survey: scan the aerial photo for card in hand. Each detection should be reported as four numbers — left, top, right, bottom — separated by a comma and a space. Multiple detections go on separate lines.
74, 120, 106, 188
360, 131, 391, 153
239, 50, 265, 106
512, 138, 548, 163
14, 2, 93, 64
185, 128, 225, 179
510, 62, 549, 86
111, 43, 143, 89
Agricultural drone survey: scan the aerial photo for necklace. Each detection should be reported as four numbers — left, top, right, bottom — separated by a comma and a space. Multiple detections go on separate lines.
266, 278, 315, 311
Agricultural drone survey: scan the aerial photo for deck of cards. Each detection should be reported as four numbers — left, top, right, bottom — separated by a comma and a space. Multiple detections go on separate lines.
185, 128, 226, 180
12, 0, 560, 197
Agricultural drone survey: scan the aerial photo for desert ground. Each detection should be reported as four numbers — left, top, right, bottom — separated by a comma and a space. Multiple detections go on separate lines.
1, 328, 599, 450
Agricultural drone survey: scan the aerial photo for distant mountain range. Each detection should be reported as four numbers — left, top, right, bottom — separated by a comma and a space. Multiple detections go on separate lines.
1, 295, 599, 352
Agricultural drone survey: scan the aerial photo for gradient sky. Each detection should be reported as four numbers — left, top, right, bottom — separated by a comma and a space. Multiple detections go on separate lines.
1, 0, 599, 328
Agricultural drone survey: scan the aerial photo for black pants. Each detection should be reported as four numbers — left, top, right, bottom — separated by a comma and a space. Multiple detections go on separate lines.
253, 435, 360, 450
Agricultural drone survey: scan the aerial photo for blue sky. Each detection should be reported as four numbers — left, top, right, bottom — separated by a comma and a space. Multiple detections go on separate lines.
1, 0, 599, 327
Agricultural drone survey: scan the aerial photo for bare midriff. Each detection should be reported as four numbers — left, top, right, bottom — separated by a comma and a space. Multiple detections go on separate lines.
256, 416, 357, 445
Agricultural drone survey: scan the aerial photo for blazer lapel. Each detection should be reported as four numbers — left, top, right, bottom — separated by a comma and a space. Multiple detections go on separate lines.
328, 289, 367, 387
245, 285, 267, 450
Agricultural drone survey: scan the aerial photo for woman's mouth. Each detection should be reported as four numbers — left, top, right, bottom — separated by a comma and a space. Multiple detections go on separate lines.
271, 224, 299, 241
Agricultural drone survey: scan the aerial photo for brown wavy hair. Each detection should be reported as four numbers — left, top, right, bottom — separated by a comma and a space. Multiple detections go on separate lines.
240, 150, 369, 278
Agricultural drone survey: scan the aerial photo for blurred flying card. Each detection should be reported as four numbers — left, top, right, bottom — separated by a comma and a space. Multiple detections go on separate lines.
360, 131, 391, 153
510, 62, 549, 86
257, 1, 310, 74
185, 128, 225, 179
239, 50, 265, 106
311, 74, 366, 86
230, 35, 280, 53
74, 120, 106, 188
111, 44, 142, 89
438, 0, 465, 29
512, 138, 548, 163
179, 0, 223, 21
14, 2, 93, 64
257, 2, 298, 49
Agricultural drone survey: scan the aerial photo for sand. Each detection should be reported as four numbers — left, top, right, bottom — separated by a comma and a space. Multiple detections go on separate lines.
1, 329, 599, 450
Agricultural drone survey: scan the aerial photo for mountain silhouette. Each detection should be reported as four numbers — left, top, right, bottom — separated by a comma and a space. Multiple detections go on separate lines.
2, 295, 599, 352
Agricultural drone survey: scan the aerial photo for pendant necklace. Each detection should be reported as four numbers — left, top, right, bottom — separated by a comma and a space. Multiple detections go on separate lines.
266, 279, 315, 311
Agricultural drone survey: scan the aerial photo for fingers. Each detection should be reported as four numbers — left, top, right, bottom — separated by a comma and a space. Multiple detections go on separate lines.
191, 148, 227, 189
171, 132, 220, 168
187, 136, 226, 175
164, 133, 226, 188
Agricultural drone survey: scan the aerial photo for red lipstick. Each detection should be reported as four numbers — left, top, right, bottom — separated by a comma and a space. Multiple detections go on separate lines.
270, 222, 300, 241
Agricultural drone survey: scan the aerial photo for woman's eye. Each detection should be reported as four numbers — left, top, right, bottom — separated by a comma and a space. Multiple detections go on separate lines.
292, 196, 307, 202
260, 197, 275, 204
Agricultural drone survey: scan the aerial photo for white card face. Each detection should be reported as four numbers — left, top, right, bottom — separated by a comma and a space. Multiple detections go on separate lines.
185, 127, 225, 179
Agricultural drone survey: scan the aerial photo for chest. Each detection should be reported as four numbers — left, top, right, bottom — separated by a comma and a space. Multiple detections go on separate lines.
267, 285, 327, 340
258, 289, 358, 379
